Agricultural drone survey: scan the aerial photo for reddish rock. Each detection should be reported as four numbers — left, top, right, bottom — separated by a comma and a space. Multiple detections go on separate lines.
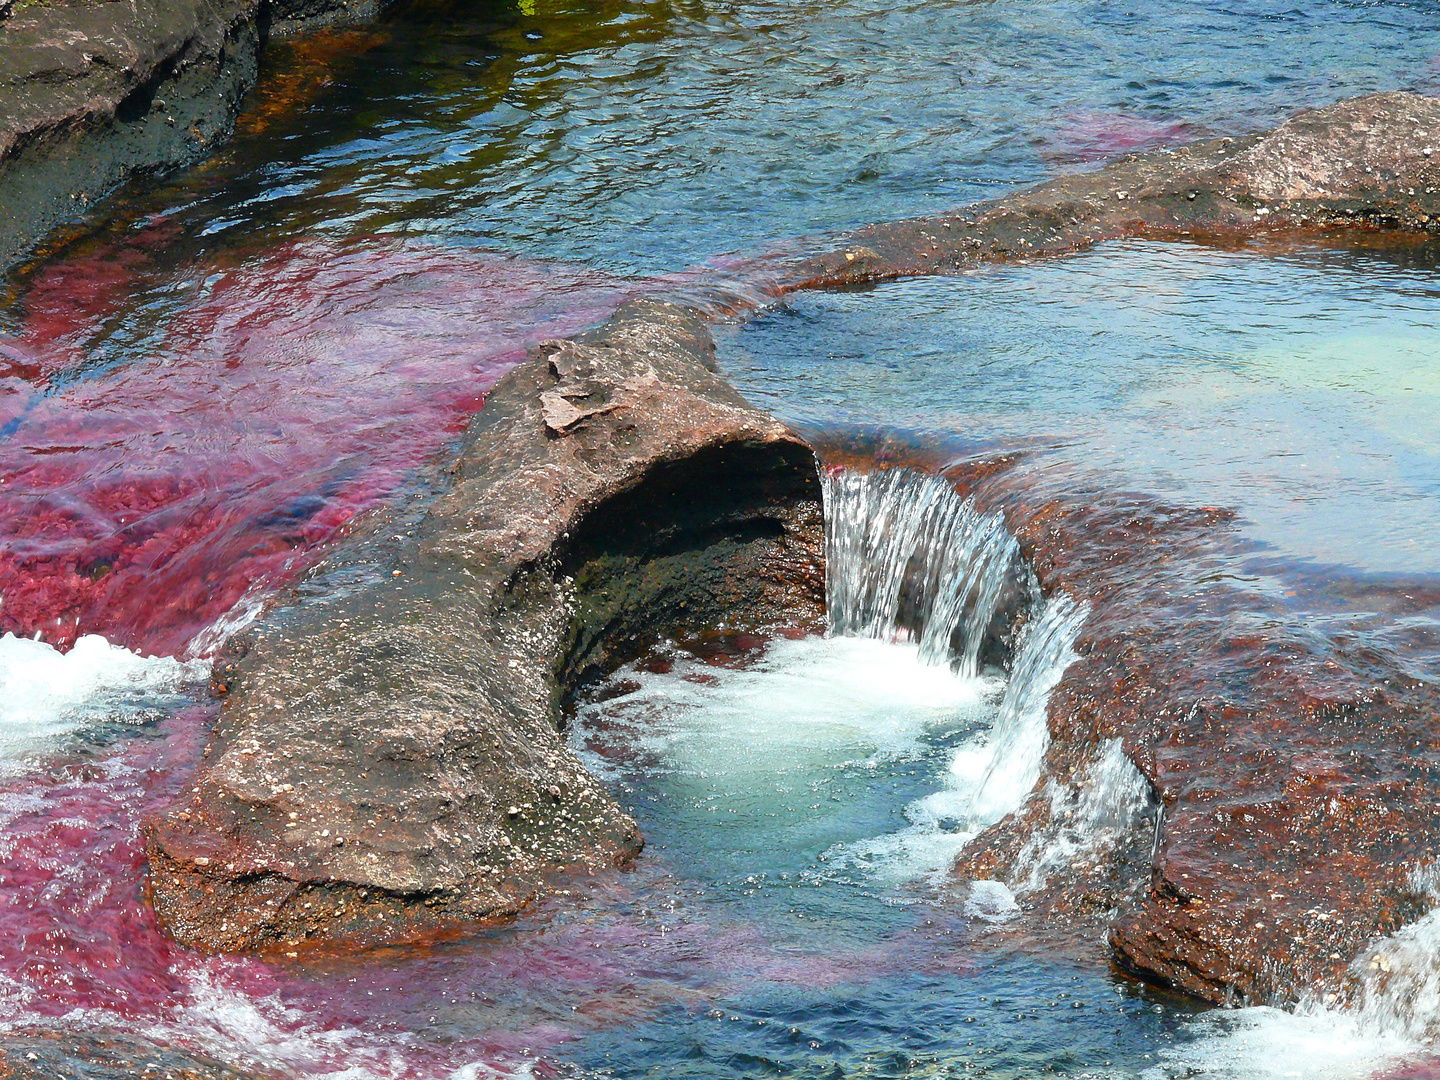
922, 451, 1440, 1006
785, 91, 1440, 290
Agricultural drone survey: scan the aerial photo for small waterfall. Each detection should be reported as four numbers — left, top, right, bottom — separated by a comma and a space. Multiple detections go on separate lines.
820, 467, 1033, 676
1010, 737, 1156, 894
966, 593, 1089, 827
816, 466, 1092, 883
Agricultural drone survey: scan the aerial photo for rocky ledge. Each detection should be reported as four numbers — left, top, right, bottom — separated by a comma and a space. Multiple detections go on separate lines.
929, 453, 1439, 1009
788, 90, 1440, 289
143, 299, 824, 953
0, 0, 391, 271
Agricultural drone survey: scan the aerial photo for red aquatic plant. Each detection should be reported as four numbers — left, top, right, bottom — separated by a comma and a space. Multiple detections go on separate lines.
0, 236, 632, 656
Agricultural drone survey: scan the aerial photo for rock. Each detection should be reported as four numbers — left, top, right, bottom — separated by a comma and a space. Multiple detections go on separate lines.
0, 0, 393, 272
143, 299, 824, 953
905, 450, 1440, 1007
140, 89, 1440, 994
786, 91, 1440, 290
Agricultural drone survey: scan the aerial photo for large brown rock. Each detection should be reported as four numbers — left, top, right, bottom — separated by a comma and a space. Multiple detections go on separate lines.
143, 299, 824, 953
874, 447, 1440, 1008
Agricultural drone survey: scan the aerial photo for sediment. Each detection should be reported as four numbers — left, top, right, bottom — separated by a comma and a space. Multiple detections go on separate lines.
143, 298, 824, 953
0, 0, 392, 271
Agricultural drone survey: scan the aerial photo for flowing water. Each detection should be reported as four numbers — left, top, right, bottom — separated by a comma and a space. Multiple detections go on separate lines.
5, 0, 1440, 1075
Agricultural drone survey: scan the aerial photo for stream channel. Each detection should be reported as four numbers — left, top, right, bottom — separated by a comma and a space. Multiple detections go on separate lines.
3, 0, 1440, 1077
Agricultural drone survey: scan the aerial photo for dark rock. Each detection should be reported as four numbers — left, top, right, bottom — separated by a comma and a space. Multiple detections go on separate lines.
0, 0, 392, 271
143, 299, 825, 953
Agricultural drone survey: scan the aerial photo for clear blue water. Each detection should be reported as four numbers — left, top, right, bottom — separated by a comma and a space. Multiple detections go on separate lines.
720, 239, 1440, 582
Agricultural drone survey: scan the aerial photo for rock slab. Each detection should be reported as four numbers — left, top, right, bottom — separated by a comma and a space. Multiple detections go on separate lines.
143, 299, 823, 952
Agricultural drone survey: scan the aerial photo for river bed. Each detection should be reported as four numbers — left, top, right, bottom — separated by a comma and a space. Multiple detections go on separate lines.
3, 0, 1440, 1076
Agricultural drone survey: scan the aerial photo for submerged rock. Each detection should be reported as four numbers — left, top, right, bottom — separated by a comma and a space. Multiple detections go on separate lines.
922, 452, 1440, 1009
143, 299, 824, 953
0, 1029, 263, 1080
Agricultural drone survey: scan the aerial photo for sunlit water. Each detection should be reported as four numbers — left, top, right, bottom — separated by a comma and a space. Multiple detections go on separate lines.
723, 239, 1440, 582
5, 0, 1440, 1075
33, 0, 1440, 273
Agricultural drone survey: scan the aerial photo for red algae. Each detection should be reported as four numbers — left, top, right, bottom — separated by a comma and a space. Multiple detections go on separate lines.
0, 237, 632, 656
0, 706, 219, 1019
1039, 110, 1194, 164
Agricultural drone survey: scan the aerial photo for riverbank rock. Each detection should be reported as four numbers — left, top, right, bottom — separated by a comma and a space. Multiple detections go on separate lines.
0, 0, 392, 271
789, 91, 1440, 289
143, 299, 824, 953
908, 449, 1440, 1008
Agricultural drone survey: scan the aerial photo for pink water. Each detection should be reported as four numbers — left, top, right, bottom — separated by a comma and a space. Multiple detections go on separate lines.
0, 233, 632, 655
0, 230, 915, 1076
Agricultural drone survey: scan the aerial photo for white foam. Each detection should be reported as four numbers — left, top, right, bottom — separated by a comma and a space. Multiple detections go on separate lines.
1150, 1003, 1416, 1080
964, 879, 1019, 923
574, 635, 996, 787
0, 633, 208, 759
1011, 737, 1155, 895
1352, 892, 1440, 1043
830, 594, 1088, 884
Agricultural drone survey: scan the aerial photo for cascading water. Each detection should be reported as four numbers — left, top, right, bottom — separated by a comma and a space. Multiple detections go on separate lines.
818, 466, 1092, 882
965, 593, 1090, 826
820, 466, 1034, 677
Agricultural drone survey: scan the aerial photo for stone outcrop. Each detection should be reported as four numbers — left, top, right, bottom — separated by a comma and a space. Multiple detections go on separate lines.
824, 435, 1438, 1009
786, 91, 1440, 290
0, 0, 391, 271
143, 299, 824, 953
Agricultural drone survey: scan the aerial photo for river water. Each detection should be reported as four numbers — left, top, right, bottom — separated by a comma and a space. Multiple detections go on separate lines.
3, 0, 1440, 1076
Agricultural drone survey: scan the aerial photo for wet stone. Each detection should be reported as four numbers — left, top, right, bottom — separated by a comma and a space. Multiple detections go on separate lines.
142, 298, 826, 953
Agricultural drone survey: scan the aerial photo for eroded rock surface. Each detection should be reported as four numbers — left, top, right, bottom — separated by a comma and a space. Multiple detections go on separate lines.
891, 447, 1440, 1007
143, 299, 824, 953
